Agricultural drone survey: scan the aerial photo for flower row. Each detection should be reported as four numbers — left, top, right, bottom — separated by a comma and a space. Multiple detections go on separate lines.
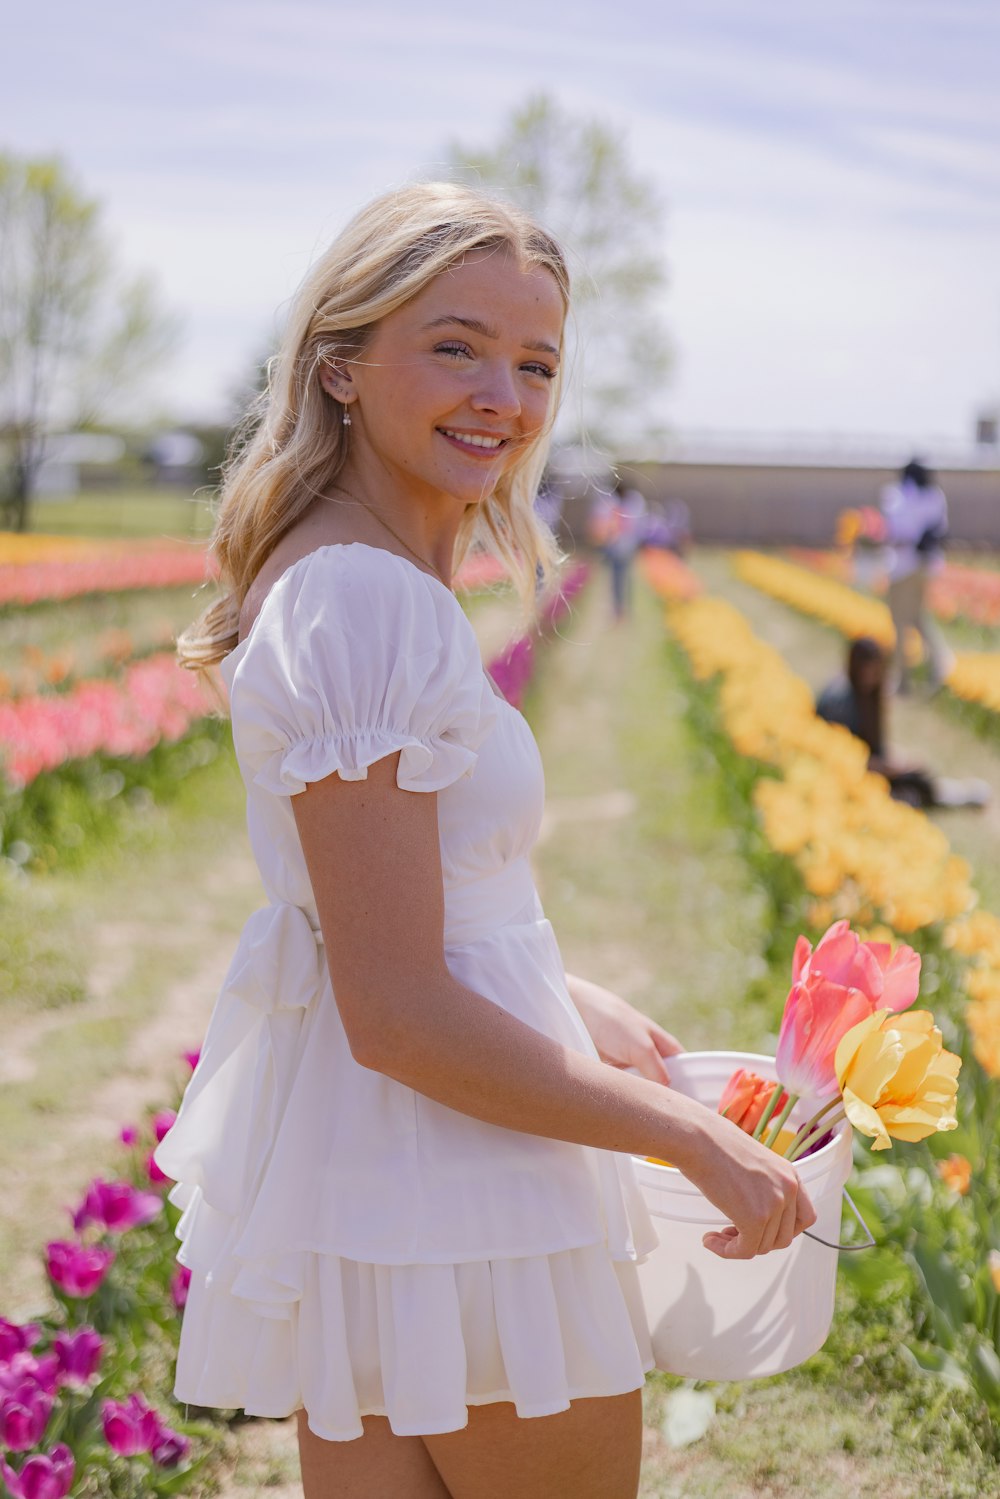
0, 539, 509, 611
487, 560, 590, 708
733, 550, 1000, 719
0, 625, 179, 702
642, 565, 1000, 1415
0, 654, 216, 790
1, 1074, 203, 1496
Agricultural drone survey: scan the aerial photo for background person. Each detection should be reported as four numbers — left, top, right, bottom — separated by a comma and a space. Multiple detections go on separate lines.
816, 637, 988, 810
879, 457, 954, 693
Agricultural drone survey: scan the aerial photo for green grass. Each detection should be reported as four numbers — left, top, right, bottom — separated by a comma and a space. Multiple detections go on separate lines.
19, 487, 217, 540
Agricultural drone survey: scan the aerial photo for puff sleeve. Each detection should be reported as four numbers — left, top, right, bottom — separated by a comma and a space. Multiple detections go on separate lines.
224, 547, 498, 796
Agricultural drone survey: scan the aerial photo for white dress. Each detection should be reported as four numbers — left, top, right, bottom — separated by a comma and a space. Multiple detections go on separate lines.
153, 542, 656, 1441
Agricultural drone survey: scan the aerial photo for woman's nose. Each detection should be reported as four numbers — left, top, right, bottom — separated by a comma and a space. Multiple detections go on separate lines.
470, 363, 521, 419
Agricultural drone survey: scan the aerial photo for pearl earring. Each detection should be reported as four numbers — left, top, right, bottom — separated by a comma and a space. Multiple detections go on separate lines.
342, 404, 352, 427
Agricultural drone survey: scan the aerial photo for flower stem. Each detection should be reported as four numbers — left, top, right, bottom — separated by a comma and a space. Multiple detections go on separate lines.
785, 1108, 847, 1162
783, 1095, 843, 1157
761, 1093, 799, 1150
751, 1085, 785, 1141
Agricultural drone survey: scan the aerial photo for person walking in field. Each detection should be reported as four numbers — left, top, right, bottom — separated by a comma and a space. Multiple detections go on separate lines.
153, 182, 814, 1499
879, 458, 954, 694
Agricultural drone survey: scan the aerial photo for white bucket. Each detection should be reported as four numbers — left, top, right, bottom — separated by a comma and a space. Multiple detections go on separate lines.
633, 1050, 853, 1381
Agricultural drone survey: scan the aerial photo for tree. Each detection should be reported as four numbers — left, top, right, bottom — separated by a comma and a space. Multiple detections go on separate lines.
447, 94, 672, 452
0, 153, 177, 530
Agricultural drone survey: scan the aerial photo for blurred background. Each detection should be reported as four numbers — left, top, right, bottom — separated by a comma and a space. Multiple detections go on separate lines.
2, 0, 998, 541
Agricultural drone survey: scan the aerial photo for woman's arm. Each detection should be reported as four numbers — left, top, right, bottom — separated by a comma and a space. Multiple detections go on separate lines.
292, 753, 815, 1260
564, 971, 682, 1083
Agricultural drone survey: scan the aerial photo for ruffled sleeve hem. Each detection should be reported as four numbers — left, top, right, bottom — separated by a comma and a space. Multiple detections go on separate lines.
226, 546, 499, 800
252, 728, 485, 797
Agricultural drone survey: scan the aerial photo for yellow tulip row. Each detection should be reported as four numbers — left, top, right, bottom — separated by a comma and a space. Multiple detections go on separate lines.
664, 591, 1000, 1075
733, 549, 1000, 717
667, 595, 973, 930
0, 533, 112, 564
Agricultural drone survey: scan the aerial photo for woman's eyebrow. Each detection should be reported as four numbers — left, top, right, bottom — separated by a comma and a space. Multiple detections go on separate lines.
421, 314, 559, 358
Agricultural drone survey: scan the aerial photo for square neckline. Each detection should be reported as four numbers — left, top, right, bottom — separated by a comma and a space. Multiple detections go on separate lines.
225, 541, 511, 705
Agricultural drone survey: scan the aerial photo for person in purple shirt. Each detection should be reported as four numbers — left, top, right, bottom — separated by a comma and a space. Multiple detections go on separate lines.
879, 458, 954, 693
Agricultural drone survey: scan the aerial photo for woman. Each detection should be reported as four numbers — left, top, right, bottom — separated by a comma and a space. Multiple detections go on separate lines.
154, 183, 814, 1499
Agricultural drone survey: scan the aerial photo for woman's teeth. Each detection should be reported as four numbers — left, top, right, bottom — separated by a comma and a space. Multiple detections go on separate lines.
441, 430, 505, 449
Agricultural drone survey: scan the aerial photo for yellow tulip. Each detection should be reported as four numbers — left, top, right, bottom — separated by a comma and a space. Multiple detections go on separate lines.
834, 1010, 960, 1152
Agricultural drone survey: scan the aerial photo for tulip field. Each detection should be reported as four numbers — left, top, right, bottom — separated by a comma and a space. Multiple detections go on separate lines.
5, 515, 1000, 1497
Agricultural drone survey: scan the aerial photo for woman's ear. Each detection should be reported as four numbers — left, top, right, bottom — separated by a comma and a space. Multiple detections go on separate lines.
318, 361, 352, 401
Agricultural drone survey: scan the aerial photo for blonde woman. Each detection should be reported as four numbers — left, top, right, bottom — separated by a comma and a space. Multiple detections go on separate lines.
153, 183, 814, 1499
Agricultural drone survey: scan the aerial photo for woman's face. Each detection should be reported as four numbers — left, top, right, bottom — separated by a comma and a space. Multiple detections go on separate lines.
331, 247, 565, 507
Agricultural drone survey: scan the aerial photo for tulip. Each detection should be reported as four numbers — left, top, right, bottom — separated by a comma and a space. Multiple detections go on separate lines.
0, 1320, 40, 1364
0, 1351, 58, 1399
718, 1069, 788, 1135
101, 1392, 163, 1456
53, 1328, 104, 1387
71, 1178, 162, 1234
834, 1010, 960, 1152
170, 1265, 192, 1311
119, 1124, 139, 1146
988, 1250, 1000, 1296
0, 1382, 53, 1450
937, 1154, 972, 1196
776, 921, 919, 1099
45, 1240, 115, 1298
0, 1443, 74, 1499
182, 1049, 200, 1071
147, 1152, 169, 1185
152, 1427, 191, 1468
152, 1109, 176, 1142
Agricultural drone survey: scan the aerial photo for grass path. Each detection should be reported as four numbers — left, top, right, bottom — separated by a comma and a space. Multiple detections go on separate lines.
526, 577, 995, 1499
693, 548, 1000, 916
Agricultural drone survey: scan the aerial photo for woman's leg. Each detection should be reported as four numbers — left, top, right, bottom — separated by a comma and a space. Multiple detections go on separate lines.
297, 1409, 453, 1499
422, 1391, 643, 1499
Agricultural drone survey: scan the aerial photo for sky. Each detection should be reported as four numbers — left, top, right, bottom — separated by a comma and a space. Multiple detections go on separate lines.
4, 0, 1000, 452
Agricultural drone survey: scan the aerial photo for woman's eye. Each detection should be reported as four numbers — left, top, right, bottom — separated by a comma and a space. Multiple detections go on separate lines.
435, 342, 472, 359
523, 362, 557, 381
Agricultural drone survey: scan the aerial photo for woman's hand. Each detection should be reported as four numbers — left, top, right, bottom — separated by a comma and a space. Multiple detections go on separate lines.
565, 973, 683, 1084
671, 1105, 817, 1259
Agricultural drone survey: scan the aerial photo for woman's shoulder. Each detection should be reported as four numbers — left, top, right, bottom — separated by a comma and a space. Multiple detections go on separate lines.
238, 540, 458, 648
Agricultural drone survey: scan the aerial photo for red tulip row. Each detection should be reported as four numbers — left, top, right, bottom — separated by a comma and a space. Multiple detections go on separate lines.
0, 546, 215, 608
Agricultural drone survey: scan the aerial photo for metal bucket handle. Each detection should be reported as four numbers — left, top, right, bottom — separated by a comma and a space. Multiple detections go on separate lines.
802, 1188, 875, 1251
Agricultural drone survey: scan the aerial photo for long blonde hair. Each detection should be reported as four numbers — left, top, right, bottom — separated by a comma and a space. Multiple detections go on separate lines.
178, 181, 571, 673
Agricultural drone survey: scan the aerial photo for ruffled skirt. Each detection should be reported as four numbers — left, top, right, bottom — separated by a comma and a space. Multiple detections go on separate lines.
175, 1241, 653, 1441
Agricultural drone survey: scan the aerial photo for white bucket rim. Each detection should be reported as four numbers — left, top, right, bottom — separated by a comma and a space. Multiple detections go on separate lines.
634, 1048, 849, 1190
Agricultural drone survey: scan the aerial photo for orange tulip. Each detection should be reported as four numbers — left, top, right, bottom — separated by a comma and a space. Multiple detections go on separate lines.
936, 1154, 971, 1195
719, 1068, 788, 1135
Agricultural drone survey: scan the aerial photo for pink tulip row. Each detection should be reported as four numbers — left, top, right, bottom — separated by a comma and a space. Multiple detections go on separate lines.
1, 1065, 199, 1494
0, 653, 216, 790
0, 544, 505, 612
486, 560, 590, 709
0, 547, 215, 608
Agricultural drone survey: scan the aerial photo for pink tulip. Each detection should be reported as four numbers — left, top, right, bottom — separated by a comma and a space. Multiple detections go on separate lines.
147, 1151, 169, 1184
777, 921, 920, 1098
170, 1265, 192, 1310
0, 1320, 40, 1364
45, 1240, 115, 1298
0, 1351, 58, 1399
0, 1382, 53, 1450
52, 1328, 104, 1387
0, 1443, 74, 1499
152, 1427, 191, 1468
152, 1109, 176, 1142
101, 1392, 163, 1456
119, 1124, 139, 1146
182, 1048, 201, 1071
71, 1177, 162, 1234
